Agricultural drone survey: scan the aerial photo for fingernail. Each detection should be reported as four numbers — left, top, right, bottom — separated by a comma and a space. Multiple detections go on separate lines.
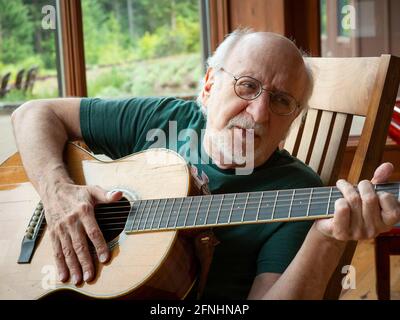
72, 274, 79, 285
100, 253, 107, 263
58, 273, 66, 282
83, 271, 90, 281
107, 191, 116, 199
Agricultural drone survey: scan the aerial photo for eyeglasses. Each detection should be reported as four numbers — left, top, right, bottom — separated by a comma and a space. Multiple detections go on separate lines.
220, 67, 300, 116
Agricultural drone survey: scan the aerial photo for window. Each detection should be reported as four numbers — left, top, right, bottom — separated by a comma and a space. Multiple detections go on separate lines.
320, 0, 327, 37
81, 0, 203, 99
0, 0, 61, 163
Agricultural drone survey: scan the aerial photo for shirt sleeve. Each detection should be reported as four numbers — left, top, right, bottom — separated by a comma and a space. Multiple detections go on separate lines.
80, 97, 164, 159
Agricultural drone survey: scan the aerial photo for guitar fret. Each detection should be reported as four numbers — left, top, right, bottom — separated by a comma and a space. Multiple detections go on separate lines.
183, 197, 193, 227
256, 192, 263, 222
288, 189, 295, 219
157, 199, 168, 229
326, 187, 333, 215
129, 200, 142, 231
174, 198, 185, 227
215, 194, 224, 224
228, 194, 237, 223
241, 193, 250, 222
149, 199, 160, 230
135, 200, 147, 231
306, 188, 313, 217
193, 197, 202, 226
204, 195, 213, 225
165, 198, 176, 228
142, 199, 153, 230
271, 191, 279, 220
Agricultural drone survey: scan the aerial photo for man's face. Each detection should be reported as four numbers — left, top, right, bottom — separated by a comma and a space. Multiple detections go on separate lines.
202, 35, 308, 169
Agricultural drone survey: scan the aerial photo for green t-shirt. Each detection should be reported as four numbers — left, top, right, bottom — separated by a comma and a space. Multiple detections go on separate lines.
80, 96, 323, 299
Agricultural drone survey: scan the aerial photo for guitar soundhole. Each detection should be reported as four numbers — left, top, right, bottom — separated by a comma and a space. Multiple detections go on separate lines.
94, 197, 131, 247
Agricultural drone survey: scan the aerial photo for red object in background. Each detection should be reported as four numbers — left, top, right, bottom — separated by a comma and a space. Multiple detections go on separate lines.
388, 99, 400, 145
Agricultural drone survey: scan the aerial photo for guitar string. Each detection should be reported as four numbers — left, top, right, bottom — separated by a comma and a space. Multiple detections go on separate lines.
91, 185, 397, 215
34, 186, 399, 231
91, 185, 399, 217
92, 199, 376, 230
35, 201, 340, 234
37, 197, 340, 232
93, 184, 400, 210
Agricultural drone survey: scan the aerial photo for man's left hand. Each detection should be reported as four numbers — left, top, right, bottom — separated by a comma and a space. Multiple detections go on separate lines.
315, 162, 400, 241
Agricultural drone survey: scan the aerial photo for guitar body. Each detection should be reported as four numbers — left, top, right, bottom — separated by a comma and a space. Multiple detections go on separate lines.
0, 144, 198, 299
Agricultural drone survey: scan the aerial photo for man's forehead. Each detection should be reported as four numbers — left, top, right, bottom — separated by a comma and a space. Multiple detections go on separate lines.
224, 33, 307, 94
226, 33, 304, 72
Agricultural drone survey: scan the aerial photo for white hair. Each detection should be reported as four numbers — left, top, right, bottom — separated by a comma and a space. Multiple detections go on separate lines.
207, 27, 254, 69
196, 28, 254, 113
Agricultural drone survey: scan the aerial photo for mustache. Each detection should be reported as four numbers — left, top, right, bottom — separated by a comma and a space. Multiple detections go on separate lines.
226, 114, 264, 135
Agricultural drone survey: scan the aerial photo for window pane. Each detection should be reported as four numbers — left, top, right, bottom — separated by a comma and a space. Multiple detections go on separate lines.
0, 0, 61, 162
82, 0, 203, 99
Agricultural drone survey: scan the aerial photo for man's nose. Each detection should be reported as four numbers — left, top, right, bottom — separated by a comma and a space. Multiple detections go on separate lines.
245, 91, 271, 123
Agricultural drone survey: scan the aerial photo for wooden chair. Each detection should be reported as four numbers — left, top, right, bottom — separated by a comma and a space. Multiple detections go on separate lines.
283, 54, 400, 299
23, 67, 38, 93
0, 72, 11, 98
375, 223, 400, 300
14, 69, 25, 90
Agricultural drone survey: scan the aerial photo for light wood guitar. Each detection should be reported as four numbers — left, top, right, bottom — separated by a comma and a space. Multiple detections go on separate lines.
0, 143, 399, 299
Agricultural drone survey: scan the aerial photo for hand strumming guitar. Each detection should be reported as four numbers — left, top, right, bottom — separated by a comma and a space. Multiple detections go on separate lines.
41, 182, 123, 285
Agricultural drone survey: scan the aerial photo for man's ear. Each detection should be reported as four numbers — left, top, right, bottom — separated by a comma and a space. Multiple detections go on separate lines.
200, 67, 215, 106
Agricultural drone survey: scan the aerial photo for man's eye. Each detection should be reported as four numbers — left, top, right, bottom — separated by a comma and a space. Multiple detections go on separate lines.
240, 82, 258, 90
273, 94, 291, 106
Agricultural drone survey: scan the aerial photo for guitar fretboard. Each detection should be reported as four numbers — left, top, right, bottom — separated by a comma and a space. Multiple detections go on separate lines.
123, 183, 400, 234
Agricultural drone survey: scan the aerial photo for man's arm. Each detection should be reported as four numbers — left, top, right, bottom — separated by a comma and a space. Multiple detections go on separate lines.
248, 224, 346, 299
11, 98, 122, 285
12, 98, 82, 191
249, 162, 399, 299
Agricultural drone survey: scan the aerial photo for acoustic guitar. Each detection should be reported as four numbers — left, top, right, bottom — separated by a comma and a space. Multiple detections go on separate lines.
0, 143, 399, 299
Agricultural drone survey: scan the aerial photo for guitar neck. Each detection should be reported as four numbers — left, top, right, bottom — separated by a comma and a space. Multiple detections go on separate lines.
124, 183, 400, 234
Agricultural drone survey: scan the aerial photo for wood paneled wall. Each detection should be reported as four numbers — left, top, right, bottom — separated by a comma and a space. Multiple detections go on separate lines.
208, 0, 321, 56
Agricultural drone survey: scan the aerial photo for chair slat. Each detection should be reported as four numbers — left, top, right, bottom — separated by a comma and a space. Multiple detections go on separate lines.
283, 115, 304, 156
320, 113, 353, 185
296, 109, 321, 164
308, 111, 334, 174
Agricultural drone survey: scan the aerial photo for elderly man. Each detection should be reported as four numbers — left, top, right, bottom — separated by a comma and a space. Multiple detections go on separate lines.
12, 29, 399, 299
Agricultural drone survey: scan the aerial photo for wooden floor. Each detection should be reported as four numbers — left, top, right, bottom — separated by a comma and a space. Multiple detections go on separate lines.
340, 239, 400, 300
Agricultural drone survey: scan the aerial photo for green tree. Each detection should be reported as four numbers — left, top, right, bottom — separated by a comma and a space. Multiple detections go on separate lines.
0, 0, 34, 64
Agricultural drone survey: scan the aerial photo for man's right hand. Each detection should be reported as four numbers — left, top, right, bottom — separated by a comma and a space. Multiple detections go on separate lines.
41, 182, 123, 285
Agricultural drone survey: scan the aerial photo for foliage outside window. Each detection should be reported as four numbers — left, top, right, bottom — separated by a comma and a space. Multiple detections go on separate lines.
82, 0, 202, 98
0, 0, 59, 104
320, 0, 327, 37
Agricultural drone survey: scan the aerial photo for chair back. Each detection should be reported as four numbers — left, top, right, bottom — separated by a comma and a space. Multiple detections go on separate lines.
284, 55, 400, 185
283, 54, 400, 299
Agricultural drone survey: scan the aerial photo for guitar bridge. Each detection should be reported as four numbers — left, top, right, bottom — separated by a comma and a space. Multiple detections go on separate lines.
18, 201, 46, 264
